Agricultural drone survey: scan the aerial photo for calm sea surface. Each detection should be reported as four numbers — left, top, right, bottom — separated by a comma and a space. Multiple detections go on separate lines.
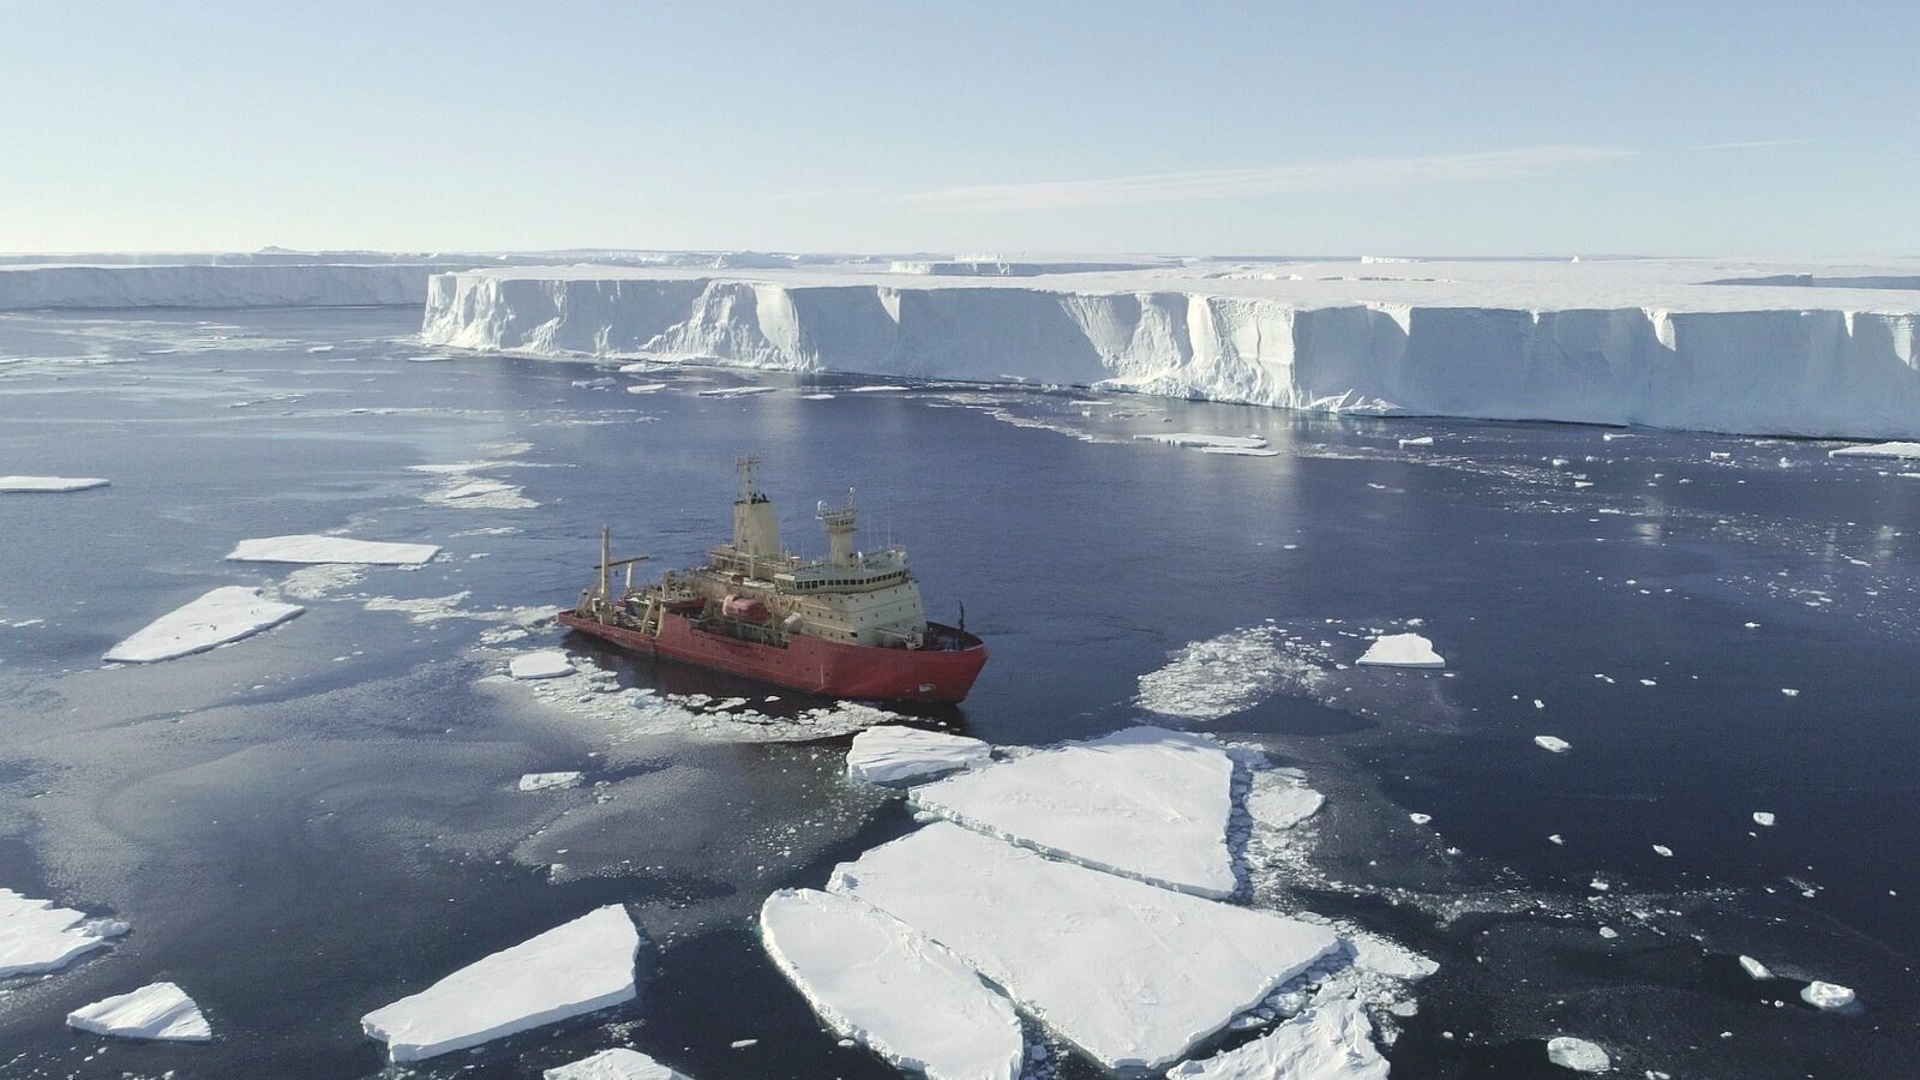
0, 307, 1914, 1079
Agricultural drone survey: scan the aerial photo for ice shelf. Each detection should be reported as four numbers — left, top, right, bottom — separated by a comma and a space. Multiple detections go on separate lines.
226, 534, 441, 565
103, 586, 304, 663
846, 725, 992, 784
67, 982, 211, 1042
761, 888, 1022, 1080
0, 888, 115, 977
361, 904, 641, 1062
909, 726, 1237, 898
827, 822, 1340, 1073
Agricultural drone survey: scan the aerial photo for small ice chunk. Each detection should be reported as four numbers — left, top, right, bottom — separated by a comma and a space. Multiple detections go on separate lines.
1598, 926, 1619, 939
361, 904, 640, 1062
625, 383, 669, 394
1738, 955, 1773, 980
1136, 432, 1270, 452
850, 384, 912, 393
1355, 633, 1444, 669
544, 1048, 691, 1080
0, 888, 115, 976
1800, 981, 1855, 1010
67, 982, 210, 1042
510, 650, 575, 680
0, 476, 110, 493
1346, 929, 1439, 980
1752, 812, 1776, 827
1408, 813, 1433, 825
761, 889, 1022, 1080
1652, 844, 1673, 858
1534, 736, 1571, 754
1164, 998, 1387, 1079
519, 771, 585, 792
103, 586, 303, 663
846, 725, 991, 784
227, 534, 439, 565
1781, 688, 1800, 697
1246, 781, 1324, 831
1548, 834, 1564, 845
1546, 1035, 1611, 1072
697, 386, 776, 398
1398, 436, 1435, 447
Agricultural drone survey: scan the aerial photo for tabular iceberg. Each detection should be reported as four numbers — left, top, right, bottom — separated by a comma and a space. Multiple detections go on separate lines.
67, 982, 211, 1042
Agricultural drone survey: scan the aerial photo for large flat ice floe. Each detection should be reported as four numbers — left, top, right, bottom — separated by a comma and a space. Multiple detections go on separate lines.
909, 727, 1236, 898
361, 904, 641, 1062
761, 889, 1022, 1080
0, 475, 110, 493
103, 586, 304, 663
544, 1048, 691, 1080
1164, 998, 1387, 1080
1828, 440, 1920, 459
418, 257, 1920, 439
828, 822, 1340, 1072
226, 534, 440, 565
0, 888, 116, 976
846, 725, 992, 784
67, 982, 211, 1042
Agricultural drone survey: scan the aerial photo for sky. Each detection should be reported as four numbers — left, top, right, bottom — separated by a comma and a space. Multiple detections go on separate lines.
2, 1, 1915, 258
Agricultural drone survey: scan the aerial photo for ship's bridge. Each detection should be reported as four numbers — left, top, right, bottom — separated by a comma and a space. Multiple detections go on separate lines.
776, 547, 911, 593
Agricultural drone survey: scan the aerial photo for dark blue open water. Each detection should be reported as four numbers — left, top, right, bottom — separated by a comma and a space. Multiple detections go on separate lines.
0, 307, 1915, 1078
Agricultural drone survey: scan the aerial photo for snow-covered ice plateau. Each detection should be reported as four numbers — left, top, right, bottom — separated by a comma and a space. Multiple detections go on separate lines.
1163, 998, 1388, 1080
908, 726, 1237, 897
226, 534, 440, 565
102, 586, 304, 663
361, 904, 640, 1062
760, 888, 1023, 1080
544, 1048, 691, 1080
827, 822, 1341, 1072
845, 725, 992, 783
0, 888, 117, 976
66, 982, 211, 1042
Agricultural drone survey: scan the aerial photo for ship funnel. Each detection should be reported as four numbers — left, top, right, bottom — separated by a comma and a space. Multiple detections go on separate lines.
818, 489, 858, 567
732, 456, 781, 560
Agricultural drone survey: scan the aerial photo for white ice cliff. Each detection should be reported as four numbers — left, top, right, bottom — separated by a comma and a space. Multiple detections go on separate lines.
420, 258, 1920, 439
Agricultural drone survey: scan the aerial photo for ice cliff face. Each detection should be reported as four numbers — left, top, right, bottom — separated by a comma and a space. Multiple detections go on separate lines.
422, 270, 1920, 439
0, 264, 435, 309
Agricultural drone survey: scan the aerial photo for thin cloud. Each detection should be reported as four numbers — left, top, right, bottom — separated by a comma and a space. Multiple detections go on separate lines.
1693, 138, 1815, 151
901, 145, 1636, 212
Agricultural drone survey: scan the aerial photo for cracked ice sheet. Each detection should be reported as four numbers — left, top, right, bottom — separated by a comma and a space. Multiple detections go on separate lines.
1164, 998, 1387, 1080
827, 822, 1340, 1073
761, 889, 1021, 1080
909, 726, 1236, 898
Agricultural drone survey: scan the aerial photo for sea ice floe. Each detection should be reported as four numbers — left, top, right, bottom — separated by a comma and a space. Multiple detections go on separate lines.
67, 981, 211, 1042
1163, 998, 1387, 1080
0, 475, 110, 493
828, 822, 1340, 1073
519, 771, 585, 792
1398, 436, 1435, 448
1534, 736, 1572, 754
1246, 777, 1325, 831
625, 383, 668, 394
846, 725, 992, 784
1136, 433, 1270, 452
1738, 955, 1773, 980
697, 386, 776, 398
545, 1048, 691, 1080
1545, 1035, 1611, 1072
761, 889, 1022, 1080
1827, 441, 1920, 459
1800, 980, 1856, 1010
510, 650, 576, 680
1652, 844, 1673, 858
0, 888, 116, 976
361, 904, 640, 1062
227, 534, 440, 565
1355, 633, 1444, 669
909, 727, 1235, 897
424, 477, 539, 510
1752, 811, 1776, 827
850, 384, 911, 392
103, 586, 304, 663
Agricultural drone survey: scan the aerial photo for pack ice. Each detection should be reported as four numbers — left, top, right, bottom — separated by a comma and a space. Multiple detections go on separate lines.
845, 724, 991, 783
761, 888, 1023, 1080
67, 981, 211, 1042
827, 822, 1341, 1073
226, 534, 440, 565
419, 258, 1920, 440
908, 726, 1237, 897
0, 888, 116, 976
361, 904, 641, 1062
103, 586, 304, 663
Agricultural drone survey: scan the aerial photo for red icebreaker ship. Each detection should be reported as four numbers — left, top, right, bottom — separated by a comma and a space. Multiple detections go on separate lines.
559, 458, 986, 703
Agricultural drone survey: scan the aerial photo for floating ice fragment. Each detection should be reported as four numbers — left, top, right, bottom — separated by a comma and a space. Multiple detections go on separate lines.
1781, 688, 1800, 697
1652, 845, 1673, 858
67, 982, 210, 1042
625, 383, 668, 394
518, 772, 584, 792
1828, 441, 1920, 459
1345, 928, 1440, 980
1408, 813, 1433, 825
1136, 433, 1269, 452
544, 1047, 691, 1080
1355, 633, 1444, 669
510, 650, 575, 680
228, 534, 439, 565
801, 393, 837, 400
1398, 436, 1434, 447
1545, 1035, 1611, 1072
1800, 981, 1855, 1010
1598, 926, 1618, 939
1752, 812, 1776, 827
909, 727, 1235, 897
361, 905, 640, 1062
697, 386, 776, 398
761, 889, 1022, 1080
1548, 834, 1564, 845
846, 725, 991, 784
1246, 779, 1325, 831
0, 888, 117, 976
1534, 736, 1571, 754
849, 384, 912, 393
1738, 955, 1773, 980
0, 476, 110, 493
1164, 998, 1387, 1080
104, 586, 303, 663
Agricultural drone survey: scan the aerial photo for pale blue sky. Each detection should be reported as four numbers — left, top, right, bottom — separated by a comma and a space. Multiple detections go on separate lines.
3, 1, 1914, 257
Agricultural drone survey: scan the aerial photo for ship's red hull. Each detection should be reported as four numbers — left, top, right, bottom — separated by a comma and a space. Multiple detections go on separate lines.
557, 610, 988, 704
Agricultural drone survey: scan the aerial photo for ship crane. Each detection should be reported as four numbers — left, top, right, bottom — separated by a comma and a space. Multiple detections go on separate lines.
593, 525, 651, 606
